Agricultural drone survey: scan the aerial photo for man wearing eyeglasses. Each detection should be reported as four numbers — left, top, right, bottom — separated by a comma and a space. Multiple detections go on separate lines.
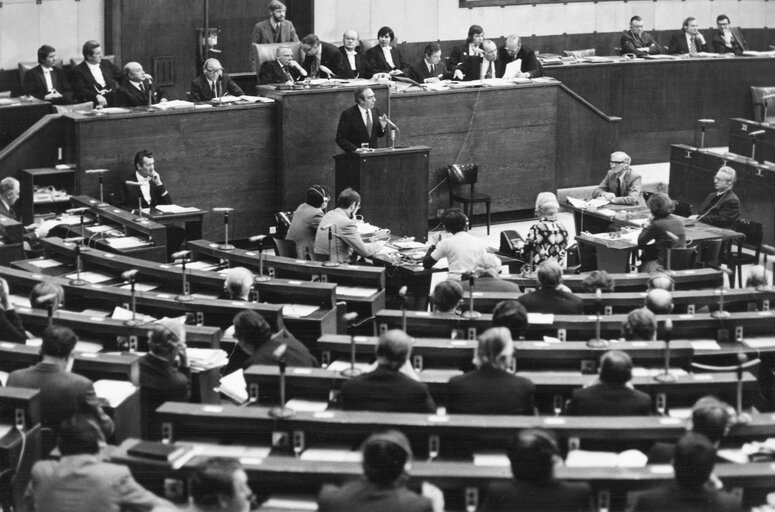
453, 40, 500, 81
591, 151, 644, 205
711, 15, 748, 55
690, 166, 740, 229
496, 35, 543, 78
190, 58, 244, 102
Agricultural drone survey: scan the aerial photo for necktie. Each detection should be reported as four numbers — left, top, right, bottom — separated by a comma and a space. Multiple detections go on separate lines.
273, 24, 281, 43
365, 109, 373, 137
310, 58, 319, 78
430, 64, 435, 76
139, 82, 145, 93
211, 81, 217, 96
689, 37, 697, 54
616, 178, 622, 197
283, 67, 293, 83
485, 62, 493, 79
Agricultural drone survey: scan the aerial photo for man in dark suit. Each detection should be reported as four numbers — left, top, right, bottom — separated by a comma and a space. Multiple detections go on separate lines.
124, 149, 172, 209
23, 45, 73, 104
629, 433, 743, 512
408, 42, 450, 84
7, 326, 114, 444
190, 58, 244, 102
300, 34, 344, 78
338, 29, 369, 79
517, 259, 583, 315
591, 151, 644, 205
496, 35, 543, 78
690, 166, 741, 229
668, 17, 710, 54
481, 429, 594, 512
114, 61, 167, 108
566, 350, 653, 415
340, 330, 436, 413
365, 26, 410, 78
0, 277, 27, 343
620, 16, 664, 56
711, 15, 748, 54
454, 39, 500, 81
0, 176, 40, 247
258, 45, 305, 85
318, 430, 441, 512
335, 86, 387, 152
70, 40, 123, 107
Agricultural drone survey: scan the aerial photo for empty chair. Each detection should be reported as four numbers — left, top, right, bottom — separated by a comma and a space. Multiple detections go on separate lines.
447, 163, 491, 235
696, 239, 722, 269
273, 237, 297, 258
673, 201, 692, 218
726, 219, 763, 287
666, 245, 697, 271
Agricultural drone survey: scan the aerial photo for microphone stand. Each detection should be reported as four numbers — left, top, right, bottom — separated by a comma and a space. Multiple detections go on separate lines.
587, 289, 608, 348
45, 302, 54, 326
268, 352, 295, 418
711, 284, 731, 318
214, 207, 235, 250
697, 118, 715, 149
654, 319, 676, 382
735, 353, 752, 424
174, 251, 194, 301
123, 270, 140, 326
341, 312, 362, 377
461, 275, 481, 318
323, 226, 339, 267
750, 130, 766, 162
84, 169, 110, 206
398, 286, 408, 332
255, 236, 269, 282
69, 239, 88, 286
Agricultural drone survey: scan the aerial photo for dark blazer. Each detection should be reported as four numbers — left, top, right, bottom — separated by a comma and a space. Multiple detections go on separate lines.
123, 174, 172, 209
620, 30, 663, 55
7, 362, 114, 436
189, 73, 244, 101
447, 366, 535, 415
258, 60, 303, 85
365, 45, 409, 77
517, 288, 583, 315
591, 168, 644, 205
697, 190, 740, 229
0, 308, 27, 343
481, 479, 594, 512
318, 478, 433, 512
71, 59, 123, 106
408, 59, 450, 83
566, 382, 653, 416
335, 104, 386, 152
496, 46, 544, 78
0, 199, 37, 245
638, 215, 687, 268
448, 43, 478, 70
302, 42, 344, 78
340, 366, 436, 413
627, 482, 743, 512
667, 32, 710, 54
23, 65, 73, 103
458, 55, 500, 81
338, 46, 369, 79
245, 329, 319, 368
114, 78, 167, 108
138, 354, 190, 402
711, 28, 747, 55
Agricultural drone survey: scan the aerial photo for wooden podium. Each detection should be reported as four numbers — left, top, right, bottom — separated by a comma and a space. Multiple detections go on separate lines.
334, 146, 431, 241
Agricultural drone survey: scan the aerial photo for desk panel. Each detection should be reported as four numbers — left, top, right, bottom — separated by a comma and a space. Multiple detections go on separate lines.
0, 98, 51, 149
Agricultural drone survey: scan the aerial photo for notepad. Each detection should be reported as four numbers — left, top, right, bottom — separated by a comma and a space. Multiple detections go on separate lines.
65, 271, 113, 283
336, 286, 378, 298
155, 204, 200, 213
28, 258, 63, 269
282, 304, 319, 318
93, 379, 137, 408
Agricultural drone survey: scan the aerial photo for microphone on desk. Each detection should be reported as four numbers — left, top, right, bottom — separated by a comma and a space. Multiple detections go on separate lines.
462, 274, 481, 319
321, 224, 339, 268
341, 312, 362, 378
398, 286, 408, 332
171, 250, 190, 260
711, 265, 733, 318
654, 319, 675, 382
735, 353, 752, 424
214, 207, 235, 250
174, 250, 194, 302
587, 288, 608, 348
268, 342, 295, 418
121, 269, 139, 282
65, 207, 89, 215
36, 293, 58, 326
250, 235, 270, 282
121, 269, 141, 326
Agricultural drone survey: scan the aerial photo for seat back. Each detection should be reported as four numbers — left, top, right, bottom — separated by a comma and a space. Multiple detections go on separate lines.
751, 86, 775, 122
273, 237, 297, 258
252, 42, 301, 74
697, 239, 722, 268
359, 39, 379, 53
18, 59, 64, 84
69, 54, 116, 68
667, 245, 697, 271
448, 164, 479, 186
673, 200, 692, 218
734, 219, 763, 257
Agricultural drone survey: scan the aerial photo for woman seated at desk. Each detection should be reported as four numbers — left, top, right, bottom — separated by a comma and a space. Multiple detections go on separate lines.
637, 192, 686, 273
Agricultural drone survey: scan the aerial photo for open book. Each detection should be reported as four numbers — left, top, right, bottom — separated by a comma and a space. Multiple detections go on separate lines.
567, 196, 610, 210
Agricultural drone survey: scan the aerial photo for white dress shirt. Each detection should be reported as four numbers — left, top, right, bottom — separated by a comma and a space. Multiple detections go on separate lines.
42, 67, 54, 92
381, 46, 396, 68
135, 171, 152, 204
86, 61, 106, 87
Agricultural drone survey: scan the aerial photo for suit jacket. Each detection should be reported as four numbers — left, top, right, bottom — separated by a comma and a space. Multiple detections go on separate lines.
302, 42, 344, 78
318, 478, 433, 512
24, 454, 174, 512
448, 43, 478, 70
338, 46, 369, 79
566, 382, 653, 416
620, 30, 663, 55
341, 366, 436, 413
0, 308, 27, 343
447, 366, 535, 415
313, 208, 377, 263
287, 202, 324, 259
481, 479, 594, 512
335, 104, 386, 152
458, 55, 500, 81
7, 362, 114, 437
517, 287, 583, 315
245, 329, 319, 368
365, 45, 409, 77
462, 276, 521, 293
591, 168, 644, 205
626, 482, 742, 512
258, 60, 303, 85
697, 190, 740, 229
123, 174, 172, 209
408, 59, 450, 83
71, 59, 123, 106
638, 215, 686, 268
114, 79, 167, 108
495, 46, 544, 78
189, 73, 244, 101
252, 19, 298, 44
711, 28, 747, 55
667, 32, 710, 54
23, 65, 73, 104
138, 354, 190, 402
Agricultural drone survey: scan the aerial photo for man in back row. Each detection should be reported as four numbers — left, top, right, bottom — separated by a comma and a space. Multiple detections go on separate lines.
258, 45, 306, 85
620, 16, 663, 56
668, 17, 709, 54
339, 29, 369, 79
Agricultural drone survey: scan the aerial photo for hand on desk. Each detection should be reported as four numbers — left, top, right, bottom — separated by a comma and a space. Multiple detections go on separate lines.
602, 192, 616, 201
319, 65, 335, 78
388, 69, 404, 76
452, 69, 464, 80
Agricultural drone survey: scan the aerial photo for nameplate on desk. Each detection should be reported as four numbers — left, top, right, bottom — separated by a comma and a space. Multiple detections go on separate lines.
202, 405, 223, 413
543, 417, 566, 425
659, 418, 682, 425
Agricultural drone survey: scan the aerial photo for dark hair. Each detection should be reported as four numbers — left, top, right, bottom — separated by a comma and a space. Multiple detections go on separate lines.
190, 458, 243, 506
57, 414, 103, 455
353, 85, 372, 103
431, 280, 463, 313
683, 17, 696, 30
599, 350, 633, 385
465, 25, 484, 44
581, 270, 615, 292
621, 307, 657, 341
716, 14, 730, 24
692, 396, 731, 444
300, 34, 320, 46
82, 40, 101, 59
508, 429, 559, 483
424, 42, 441, 57
674, 433, 716, 489
375, 330, 411, 370
441, 207, 467, 234
41, 325, 77, 358
335, 187, 360, 209
377, 26, 395, 42
232, 310, 272, 349
134, 149, 153, 169
630, 15, 642, 24
37, 45, 56, 64
148, 324, 179, 358
305, 185, 328, 208
492, 300, 528, 339
361, 431, 410, 484
647, 192, 675, 219
29, 281, 65, 310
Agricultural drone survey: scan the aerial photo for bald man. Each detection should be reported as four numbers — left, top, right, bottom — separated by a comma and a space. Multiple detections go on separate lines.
645, 288, 673, 314
190, 58, 244, 101
591, 151, 644, 205
114, 62, 166, 107
338, 29, 368, 79
454, 39, 500, 81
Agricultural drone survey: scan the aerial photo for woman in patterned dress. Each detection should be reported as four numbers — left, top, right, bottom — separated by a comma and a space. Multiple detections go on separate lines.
523, 192, 569, 269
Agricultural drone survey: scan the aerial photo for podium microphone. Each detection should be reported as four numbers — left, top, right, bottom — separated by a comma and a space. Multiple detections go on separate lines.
35, 293, 58, 326
268, 342, 295, 418
69, 239, 88, 287
462, 274, 481, 319
213, 207, 235, 250
587, 289, 608, 348
85, 169, 110, 206
341, 312, 362, 377
711, 265, 733, 318
322, 224, 339, 267
654, 319, 675, 382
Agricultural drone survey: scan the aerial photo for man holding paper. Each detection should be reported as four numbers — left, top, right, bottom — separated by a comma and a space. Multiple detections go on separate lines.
591, 151, 644, 205
496, 35, 543, 79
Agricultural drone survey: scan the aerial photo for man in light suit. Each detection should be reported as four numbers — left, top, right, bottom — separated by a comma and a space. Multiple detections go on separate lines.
335, 86, 387, 152
190, 58, 244, 101
114, 62, 167, 108
313, 188, 380, 264
453, 39, 500, 81
591, 151, 644, 205
258, 45, 305, 85
23, 45, 73, 104
338, 29, 368, 79
668, 17, 710, 54
711, 14, 748, 55
70, 40, 123, 107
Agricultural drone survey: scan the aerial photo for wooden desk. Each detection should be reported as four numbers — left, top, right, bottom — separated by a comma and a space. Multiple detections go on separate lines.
0, 97, 51, 149
728, 117, 775, 164
503, 268, 723, 292
0, 213, 24, 264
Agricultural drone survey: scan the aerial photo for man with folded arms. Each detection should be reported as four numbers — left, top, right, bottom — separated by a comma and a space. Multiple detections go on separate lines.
620, 16, 663, 56
338, 29, 368, 79
23, 45, 73, 104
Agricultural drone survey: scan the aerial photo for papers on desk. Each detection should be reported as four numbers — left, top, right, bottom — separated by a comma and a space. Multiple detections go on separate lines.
502, 59, 523, 79
390, 239, 426, 250
527, 313, 554, 325
299, 447, 362, 462
186, 442, 271, 461
94, 379, 137, 408
644, 54, 678, 60
65, 270, 113, 283
326, 360, 371, 373
218, 369, 248, 404
261, 495, 318, 511
155, 204, 200, 213
103, 236, 150, 249
240, 95, 274, 103
474, 452, 510, 467
0, 98, 14, 105
285, 399, 329, 412
28, 258, 63, 269
742, 50, 775, 57
356, 221, 379, 236
179, 260, 220, 271
743, 338, 775, 349
98, 107, 132, 114
186, 348, 229, 371
689, 340, 722, 351
336, 286, 378, 298
211, 95, 241, 104
153, 100, 195, 110
631, 367, 687, 377
282, 304, 320, 318
566, 449, 647, 467
117, 281, 158, 292
87, 225, 118, 234
567, 196, 610, 209
111, 306, 156, 323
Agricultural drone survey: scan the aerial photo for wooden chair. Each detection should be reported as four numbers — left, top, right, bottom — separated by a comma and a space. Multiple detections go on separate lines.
251, 42, 301, 74
447, 164, 491, 235
673, 200, 692, 218
696, 239, 722, 269
666, 245, 697, 271
727, 219, 763, 288
273, 237, 297, 258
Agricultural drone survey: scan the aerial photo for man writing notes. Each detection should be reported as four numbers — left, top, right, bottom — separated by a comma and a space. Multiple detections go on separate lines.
454, 40, 500, 81
620, 16, 663, 56
496, 35, 544, 78
668, 17, 709, 55
338, 29, 368, 79
258, 45, 305, 85
591, 151, 644, 205
335, 86, 387, 152
689, 166, 741, 229
300, 34, 344, 79
711, 15, 748, 55
409, 43, 450, 83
